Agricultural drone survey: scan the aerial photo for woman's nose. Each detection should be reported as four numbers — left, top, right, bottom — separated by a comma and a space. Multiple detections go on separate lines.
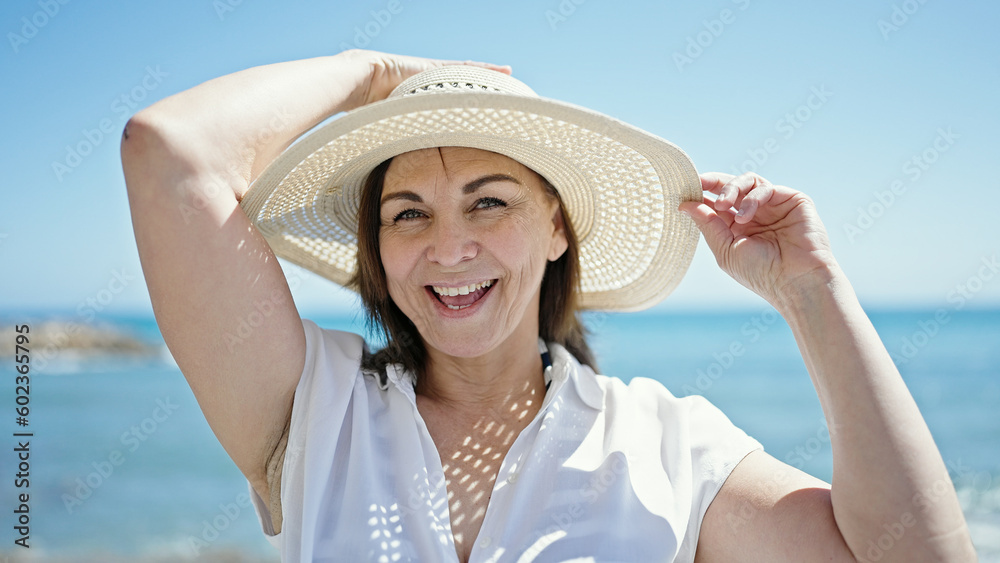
425, 217, 477, 267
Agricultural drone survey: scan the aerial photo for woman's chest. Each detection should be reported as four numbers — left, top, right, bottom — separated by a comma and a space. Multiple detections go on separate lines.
421, 409, 526, 560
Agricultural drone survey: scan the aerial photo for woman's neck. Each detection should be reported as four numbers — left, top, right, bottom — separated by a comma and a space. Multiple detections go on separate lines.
415, 328, 547, 415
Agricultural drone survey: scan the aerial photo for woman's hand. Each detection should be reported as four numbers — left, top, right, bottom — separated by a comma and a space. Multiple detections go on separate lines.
679, 172, 839, 310
342, 49, 512, 111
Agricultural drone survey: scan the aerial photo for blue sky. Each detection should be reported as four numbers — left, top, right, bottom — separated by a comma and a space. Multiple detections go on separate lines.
2, 0, 998, 318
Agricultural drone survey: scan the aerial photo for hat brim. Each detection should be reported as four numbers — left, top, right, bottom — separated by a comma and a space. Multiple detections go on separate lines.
240, 91, 701, 311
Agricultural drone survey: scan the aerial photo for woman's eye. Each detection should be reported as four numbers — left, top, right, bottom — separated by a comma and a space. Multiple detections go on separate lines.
475, 197, 507, 210
393, 209, 424, 222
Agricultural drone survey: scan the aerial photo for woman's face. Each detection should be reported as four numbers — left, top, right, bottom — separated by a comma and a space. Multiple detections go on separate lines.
379, 147, 568, 358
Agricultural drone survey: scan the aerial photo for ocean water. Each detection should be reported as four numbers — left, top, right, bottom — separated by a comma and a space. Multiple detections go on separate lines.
1, 309, 998, 561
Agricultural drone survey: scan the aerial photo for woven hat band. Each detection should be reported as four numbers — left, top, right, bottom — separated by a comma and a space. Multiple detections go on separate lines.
390, 66, 538, 99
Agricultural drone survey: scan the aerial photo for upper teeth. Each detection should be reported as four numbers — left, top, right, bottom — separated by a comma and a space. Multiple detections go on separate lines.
432, 280, 493, 296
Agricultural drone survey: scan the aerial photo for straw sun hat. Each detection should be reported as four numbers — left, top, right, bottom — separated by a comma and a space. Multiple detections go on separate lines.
240, 66, 701, 311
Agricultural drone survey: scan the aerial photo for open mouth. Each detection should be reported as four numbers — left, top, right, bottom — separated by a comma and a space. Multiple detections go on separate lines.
427, 280, 496, 311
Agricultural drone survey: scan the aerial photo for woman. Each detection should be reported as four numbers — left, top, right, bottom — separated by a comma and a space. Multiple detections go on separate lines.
122, 50, 975, 561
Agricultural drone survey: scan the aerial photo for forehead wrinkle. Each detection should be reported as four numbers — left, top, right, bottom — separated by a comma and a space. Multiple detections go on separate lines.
435, 147, 451, 183
439, 147, 529, 186
384, 149, 445, 200
388, 147, 538, 203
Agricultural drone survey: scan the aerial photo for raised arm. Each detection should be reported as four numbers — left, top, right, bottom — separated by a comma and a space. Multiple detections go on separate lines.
681, 173, 976, 562
120, 50, 511, 529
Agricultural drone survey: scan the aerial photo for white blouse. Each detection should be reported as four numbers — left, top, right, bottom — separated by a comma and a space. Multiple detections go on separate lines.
250, 319, 762, 562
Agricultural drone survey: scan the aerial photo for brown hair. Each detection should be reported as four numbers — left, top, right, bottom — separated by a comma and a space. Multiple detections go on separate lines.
350, 155, 596, 379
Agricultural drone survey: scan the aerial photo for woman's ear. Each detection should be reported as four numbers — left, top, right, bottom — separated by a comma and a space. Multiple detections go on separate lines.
548, 204, 569, 261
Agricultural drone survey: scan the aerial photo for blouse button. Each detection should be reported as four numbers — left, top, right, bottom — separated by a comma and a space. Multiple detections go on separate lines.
481, 536, 492, 547
507, 472, 519, 484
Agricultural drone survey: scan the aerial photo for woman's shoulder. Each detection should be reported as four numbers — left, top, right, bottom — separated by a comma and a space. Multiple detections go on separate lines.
298, 318, 400, 390
295, 319, 377, 385
558, 346, 739, 427
300, 318, 367, 360
594, 373, 699, 416
552, 342, 692, 412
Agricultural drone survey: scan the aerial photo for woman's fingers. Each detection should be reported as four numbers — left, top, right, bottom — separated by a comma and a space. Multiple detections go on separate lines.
697, 191, 737, 229
700, 172, 776, 224
414, 57, 512, 74
733, 176, 775, 224
679, 200, 735, 258
450, 59, 512, 75
700, 172, 734, 198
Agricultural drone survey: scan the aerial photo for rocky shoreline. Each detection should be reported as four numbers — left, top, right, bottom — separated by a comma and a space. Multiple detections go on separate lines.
0, 320, 161, 359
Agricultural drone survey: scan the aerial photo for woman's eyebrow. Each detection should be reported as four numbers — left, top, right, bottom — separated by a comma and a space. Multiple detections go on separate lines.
381, 173, 522, 205
462, 173, 521, 194
381, 191, 422, 205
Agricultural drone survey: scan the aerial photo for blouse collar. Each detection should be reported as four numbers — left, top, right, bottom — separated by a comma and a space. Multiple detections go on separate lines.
377, 340, 605, 411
